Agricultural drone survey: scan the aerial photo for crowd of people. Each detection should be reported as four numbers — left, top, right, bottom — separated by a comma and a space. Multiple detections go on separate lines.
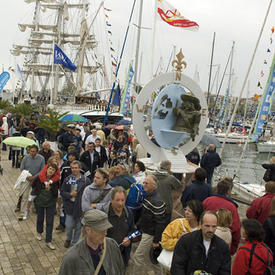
1, 113, 275, 275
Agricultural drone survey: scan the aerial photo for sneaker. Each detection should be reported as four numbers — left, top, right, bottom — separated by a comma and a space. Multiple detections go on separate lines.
64, 240, 71, 248
46, 242, 55, 250
36, 234, 42, 241
55, 224, 65, 232
23, 210, 30, 220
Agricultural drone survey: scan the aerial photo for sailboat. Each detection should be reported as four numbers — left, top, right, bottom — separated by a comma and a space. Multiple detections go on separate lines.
11, 0, 123, 122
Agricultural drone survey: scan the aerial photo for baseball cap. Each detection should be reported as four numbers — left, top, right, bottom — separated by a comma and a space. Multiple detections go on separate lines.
67, 124, 75, 129
83, 209, 112, 231
27, 131, 35, 135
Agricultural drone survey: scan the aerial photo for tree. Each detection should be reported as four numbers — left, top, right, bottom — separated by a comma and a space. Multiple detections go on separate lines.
9, 103, 34, 116
34, 109, 68, 141
0, 100, 12, 112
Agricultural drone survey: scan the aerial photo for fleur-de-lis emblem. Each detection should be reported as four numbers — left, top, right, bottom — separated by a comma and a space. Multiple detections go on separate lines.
172, 49, 187, 81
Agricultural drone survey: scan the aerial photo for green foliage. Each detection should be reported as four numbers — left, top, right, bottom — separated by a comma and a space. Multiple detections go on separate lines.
34, 109, 69, 141
0, 100, 12, 111
9, 103, 34, 116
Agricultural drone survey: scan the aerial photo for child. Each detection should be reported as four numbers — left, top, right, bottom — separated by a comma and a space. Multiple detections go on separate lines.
215, 208, 233, 247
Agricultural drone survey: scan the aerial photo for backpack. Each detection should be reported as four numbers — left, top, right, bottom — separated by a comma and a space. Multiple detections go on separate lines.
126, 183, 146, 209
239, 243, 273, 275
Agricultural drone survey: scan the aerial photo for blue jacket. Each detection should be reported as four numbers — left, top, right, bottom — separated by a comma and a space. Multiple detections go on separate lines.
181, 179, 212, 207
61, 174, 91, 219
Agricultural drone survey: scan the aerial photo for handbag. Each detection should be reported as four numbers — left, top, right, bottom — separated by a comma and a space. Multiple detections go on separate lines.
263, 169, 272, 182
157, 218, 187, 270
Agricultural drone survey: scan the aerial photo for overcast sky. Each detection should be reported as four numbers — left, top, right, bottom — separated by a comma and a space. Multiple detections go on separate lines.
0, 0, 274, 97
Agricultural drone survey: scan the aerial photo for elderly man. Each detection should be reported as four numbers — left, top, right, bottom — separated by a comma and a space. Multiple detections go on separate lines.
133, 174, 166, 275
39, 141, 54, 163
82, 168, 112, 211
171, 211, 231, 275
103, 186, 135, 266
59, 209, 125, 275
203, 177, 241, 255
17, 145, 45, 220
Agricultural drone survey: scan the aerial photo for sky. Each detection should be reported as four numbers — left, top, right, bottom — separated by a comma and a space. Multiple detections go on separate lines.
0, 0, 274, 98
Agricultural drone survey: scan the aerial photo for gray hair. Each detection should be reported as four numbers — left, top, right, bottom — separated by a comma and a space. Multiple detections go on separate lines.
160, 160, 171, 171
71, 160, 81, 168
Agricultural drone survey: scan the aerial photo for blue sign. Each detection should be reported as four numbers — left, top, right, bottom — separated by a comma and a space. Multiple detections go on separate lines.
0, 72, 10, 92
255, 58, 275, 134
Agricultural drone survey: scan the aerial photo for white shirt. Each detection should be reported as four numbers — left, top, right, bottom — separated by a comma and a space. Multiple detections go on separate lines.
203, 240, 211, 256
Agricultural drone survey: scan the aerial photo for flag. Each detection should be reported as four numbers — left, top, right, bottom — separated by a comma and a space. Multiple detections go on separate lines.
54, 44, 76, 71
110, 47, 115, 52
104, 7, 112, 12
267, 48, 271, 53
258, 81, 262, 89
0, 72, 10, 92
272, 26, 274, 34
260, 70, 264, 77
112, 61, 117, 67
108, 30, 112, 35
106, 22, 112, 26
156, 0, 199, 30
16, 64, 26, 87
264, 60, 267, 64
112, 84, 121, 106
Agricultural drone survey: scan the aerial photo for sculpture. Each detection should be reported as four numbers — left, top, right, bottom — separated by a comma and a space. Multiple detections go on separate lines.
172, 94, 201, 141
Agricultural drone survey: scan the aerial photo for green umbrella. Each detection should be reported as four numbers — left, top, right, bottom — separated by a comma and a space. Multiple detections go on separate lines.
3, 137, 37, 148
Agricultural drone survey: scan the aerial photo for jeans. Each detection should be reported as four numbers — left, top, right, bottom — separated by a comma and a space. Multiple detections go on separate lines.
207, 170, 214, 185
65, 215, 82, 245
36, 205, 55, 243
11, 150, 20, 168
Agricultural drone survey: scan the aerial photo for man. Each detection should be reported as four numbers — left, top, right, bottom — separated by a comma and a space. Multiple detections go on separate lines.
203, 177, 241, 255
59, 209, 125, 275
38, 141, 54, 163
133, 175, 166, 275
200, 144, 222, 185
103, 186, 135, 266
17, 145, 45, 220
59, 124, 77, 153
246, 181, 275, 225
80, 142, 100, 180
61, 160, 91, 248
94, 138, 108, 168
181, 167, 212, 207
85, 127, 100, 146
82, 168, 112, 211
154, 160, 182, 223
171, 211, 231, 275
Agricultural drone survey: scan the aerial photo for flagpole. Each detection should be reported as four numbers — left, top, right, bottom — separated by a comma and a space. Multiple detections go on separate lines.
104, 0, 137, 124
219, 0, 273, 157
49, 41, 55, 108
151, 0, 157, 78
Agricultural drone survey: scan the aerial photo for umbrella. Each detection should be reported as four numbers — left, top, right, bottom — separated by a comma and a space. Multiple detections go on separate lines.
59, 113, 88, 123
116, 119, 132, 125
104, 124, 117, 129
200, 132, 221, 148
3, 137, 37, 148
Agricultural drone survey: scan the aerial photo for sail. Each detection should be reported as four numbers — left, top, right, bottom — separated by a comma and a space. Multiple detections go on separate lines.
254, 54, 275, 135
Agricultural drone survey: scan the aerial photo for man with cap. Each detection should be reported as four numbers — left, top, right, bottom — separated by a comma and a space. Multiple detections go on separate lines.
59, 209, 125, 275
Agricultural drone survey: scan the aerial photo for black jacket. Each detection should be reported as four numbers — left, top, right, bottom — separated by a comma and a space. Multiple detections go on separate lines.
263, 215, 275, 264
262, 163, 275, 181
201, 150, 222, 173
79, 150, 100, 178
171, 230, 231, 275
138, 190, 166, 243
61, 174, 91, 219
95, 145, 108, 167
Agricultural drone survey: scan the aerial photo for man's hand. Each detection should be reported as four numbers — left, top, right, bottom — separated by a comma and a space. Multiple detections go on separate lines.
70, 190, 77, 197
90, 203, 97, 209
121, 237, 130, 247
152, 242, 160, 248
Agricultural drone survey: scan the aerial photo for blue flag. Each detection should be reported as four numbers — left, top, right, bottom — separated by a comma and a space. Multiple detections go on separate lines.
0, 72, 10, 92
54, 44, 76, 72
112, 84, 121, 106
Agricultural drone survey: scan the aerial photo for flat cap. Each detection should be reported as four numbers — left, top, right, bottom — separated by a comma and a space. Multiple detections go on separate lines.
83, 209, 112, 231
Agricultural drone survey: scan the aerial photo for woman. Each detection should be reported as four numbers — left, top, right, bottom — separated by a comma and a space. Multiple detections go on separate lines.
161, 200, 204, 251
133, 161, 146, 185
31, 163, 59, 250
263, 197, 275, 264
232, 219, 273, 275
262, 156, 275, 182
215, 208, 232, 247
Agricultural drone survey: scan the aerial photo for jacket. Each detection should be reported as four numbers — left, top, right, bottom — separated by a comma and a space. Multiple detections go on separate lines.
61, 174, 91, 219
262, 163, 275, 181
138, 189, 167, 243
201, 150, 222, 173
181, 179, 212, 207
215, 226, 232, 248
95, 145, 108, 167
109, 174, 136, 190
171, 230, 231, 275
232, 241, 273, 275
58, 237, 125, 275
133, 171, 146, 185
161, 218, 200, 251
246, 193, 275, 225
263, 215, 275, 264
82, 183, 113, 212
154, 168, 182, 214
80, 150, 100, 178
203, 195, 241, 255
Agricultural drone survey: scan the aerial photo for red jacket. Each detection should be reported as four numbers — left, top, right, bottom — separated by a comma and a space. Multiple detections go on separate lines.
246, 193, 275, 225
232, 241, 273, 275
203, 195, 241, 255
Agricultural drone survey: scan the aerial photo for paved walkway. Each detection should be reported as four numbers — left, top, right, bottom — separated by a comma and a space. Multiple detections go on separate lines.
0, 151, 66, 275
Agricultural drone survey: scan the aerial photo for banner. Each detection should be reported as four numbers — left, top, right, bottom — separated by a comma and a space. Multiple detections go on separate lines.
254, 54, 275, 134
54, 44, 76, 72
217, 89, 229, 119
0, 72, 10, 92
120, 65, 134, 115
156, 0, 199, 30
112, 84, 121, 106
